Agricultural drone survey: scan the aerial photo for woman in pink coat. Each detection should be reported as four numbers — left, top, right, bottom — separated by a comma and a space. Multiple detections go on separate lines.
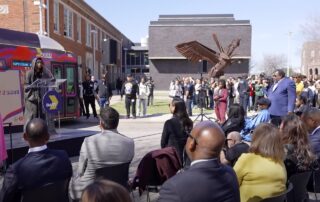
214, 79, 228, 124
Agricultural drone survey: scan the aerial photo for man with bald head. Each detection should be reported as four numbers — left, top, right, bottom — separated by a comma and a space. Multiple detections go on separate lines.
0, 118, 72, 202
302, 108, 320, 158
220, 131, 249, 166
158, 121, 240, 202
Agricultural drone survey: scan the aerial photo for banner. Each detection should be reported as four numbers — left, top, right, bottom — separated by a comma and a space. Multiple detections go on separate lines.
0, 70, 24, 126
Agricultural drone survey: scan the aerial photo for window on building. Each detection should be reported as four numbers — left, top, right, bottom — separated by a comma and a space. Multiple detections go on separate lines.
310, 69, 313, 75
315, 68, 319, 75
63, 7, 73, 38
92, 26, 97, 50
77, 15, 81, 43
86, 22, 91, 47
311, 50, 315, 58
53, 1, 59, 32
144, 52, 149, 65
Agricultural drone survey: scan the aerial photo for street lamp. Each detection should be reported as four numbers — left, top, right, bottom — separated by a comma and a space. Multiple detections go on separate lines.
91, 30, 97, 78
287, 31, 292, 76
123, 48, 128, 75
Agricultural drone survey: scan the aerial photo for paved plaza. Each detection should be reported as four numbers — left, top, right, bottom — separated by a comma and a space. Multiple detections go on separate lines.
0, 91, 256, 201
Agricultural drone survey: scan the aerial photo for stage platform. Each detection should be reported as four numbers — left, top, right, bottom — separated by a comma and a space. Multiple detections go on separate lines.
4, 127, 98, 164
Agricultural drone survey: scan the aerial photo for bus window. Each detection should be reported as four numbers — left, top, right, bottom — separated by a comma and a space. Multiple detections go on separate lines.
52, 64, 63, 93
66, 66, 75, 95
53, 67, 62, 79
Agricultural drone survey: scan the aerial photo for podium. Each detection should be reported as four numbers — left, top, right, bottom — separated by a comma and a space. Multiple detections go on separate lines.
25, 78, 66, 134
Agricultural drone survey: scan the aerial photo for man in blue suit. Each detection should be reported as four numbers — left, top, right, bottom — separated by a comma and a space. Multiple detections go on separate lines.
158, 121, 240, 202
0, 118, 72, 202
267, 69, 296, 126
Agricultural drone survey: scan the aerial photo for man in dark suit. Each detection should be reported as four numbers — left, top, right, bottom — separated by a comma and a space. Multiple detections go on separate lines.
267, 69, 296, 126
0, 118, 72, 202
158, 121, 240, 202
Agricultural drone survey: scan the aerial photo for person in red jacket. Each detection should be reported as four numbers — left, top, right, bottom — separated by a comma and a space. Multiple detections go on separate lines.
214, 79, 228, 124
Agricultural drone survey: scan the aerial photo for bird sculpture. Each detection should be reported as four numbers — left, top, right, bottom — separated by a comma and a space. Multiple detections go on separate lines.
176, 33, 241, 78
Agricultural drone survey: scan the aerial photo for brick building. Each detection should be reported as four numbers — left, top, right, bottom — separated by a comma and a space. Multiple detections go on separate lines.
149, 14, 252, 90
0, 0, 133, 84
301, 41, 320, 80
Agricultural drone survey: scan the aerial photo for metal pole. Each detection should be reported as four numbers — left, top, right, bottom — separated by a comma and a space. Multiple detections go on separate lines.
39, 0, 43, 35
287, 32, 292, 76
93, 33, 96, 77
58, 111, 60, 130
124, 48, 127, 75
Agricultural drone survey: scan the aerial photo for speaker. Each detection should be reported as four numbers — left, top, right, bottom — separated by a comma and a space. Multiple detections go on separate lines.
202, 60, 208, 73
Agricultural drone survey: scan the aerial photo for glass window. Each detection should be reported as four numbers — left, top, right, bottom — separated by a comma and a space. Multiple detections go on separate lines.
53, 66, 62, 93
77, 15, 81, 43
86, 22, 91, 47
63, 7, 73, 38
92, 26, 97, 50
144, 53, 149, 65
53, 66, 62, 79
311, 50, 315, 58
135, 53, 140, 65
53, 1, 59, 32
66, 67, 75, 94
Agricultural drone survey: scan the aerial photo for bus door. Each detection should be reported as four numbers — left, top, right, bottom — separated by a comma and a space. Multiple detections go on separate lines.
64, 63, 78, 118
52, 62, 78, 119
52, 63, 65, 117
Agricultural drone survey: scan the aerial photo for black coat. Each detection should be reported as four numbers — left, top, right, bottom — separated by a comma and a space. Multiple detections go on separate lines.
0, 148, 73, 202
158, 160, 240, 202
161, 117, 188, 162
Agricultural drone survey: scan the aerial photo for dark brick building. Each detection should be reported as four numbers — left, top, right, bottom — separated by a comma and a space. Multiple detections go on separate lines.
149, 14, 252, 90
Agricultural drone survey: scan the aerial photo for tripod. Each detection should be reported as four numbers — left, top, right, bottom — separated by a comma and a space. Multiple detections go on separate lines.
194, 105, 213, 122
193, 72, 215, 122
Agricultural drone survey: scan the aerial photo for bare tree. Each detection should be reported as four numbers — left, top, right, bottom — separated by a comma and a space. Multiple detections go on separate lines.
301, 15, 320, 41
261, 54, 287, 76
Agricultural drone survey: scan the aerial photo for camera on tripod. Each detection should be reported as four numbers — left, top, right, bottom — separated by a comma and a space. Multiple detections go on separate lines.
197, 84, 207, 109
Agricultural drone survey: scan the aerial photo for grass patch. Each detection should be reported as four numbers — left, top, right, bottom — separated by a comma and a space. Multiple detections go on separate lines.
111, 99, 171, 115
110, 99, 214, 116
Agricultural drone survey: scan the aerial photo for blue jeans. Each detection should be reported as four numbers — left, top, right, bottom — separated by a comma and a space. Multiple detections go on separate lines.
186, 99, 193, 116
99, 97, 109, 108
239, 95, 249, 116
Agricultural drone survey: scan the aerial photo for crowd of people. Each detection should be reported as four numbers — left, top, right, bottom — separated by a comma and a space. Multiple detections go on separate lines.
79, 74, 155, 120
168, 70, 320, 123
0, 68, 320, 202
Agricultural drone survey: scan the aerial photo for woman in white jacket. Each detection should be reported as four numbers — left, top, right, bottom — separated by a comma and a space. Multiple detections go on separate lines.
138, 77, 150, 117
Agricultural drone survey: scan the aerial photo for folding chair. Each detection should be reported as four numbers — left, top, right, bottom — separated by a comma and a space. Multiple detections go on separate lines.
261, 182, 293, 202
95, 162, 130, 189
21, 179, 69, 202
287, 171, 312, 202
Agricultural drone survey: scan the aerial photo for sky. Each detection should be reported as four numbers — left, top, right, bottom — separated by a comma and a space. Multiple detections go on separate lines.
86, 0, 320, 72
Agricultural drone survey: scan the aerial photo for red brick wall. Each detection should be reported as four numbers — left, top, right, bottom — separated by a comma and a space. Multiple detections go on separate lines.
0, 0, 124, 82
